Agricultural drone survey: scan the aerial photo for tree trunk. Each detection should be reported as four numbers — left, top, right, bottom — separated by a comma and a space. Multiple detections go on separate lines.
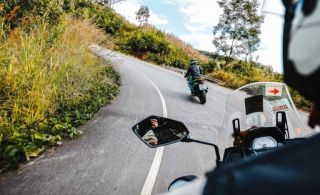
226, 36, 236, 66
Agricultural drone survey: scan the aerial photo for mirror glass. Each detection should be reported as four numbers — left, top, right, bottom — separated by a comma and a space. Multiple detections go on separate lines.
132, 115, 189, 147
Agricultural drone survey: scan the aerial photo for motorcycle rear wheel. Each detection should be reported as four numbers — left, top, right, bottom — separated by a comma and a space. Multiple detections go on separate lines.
199, 90, 206, 104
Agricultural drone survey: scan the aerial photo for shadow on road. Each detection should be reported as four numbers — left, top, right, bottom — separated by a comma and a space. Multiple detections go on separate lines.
176, 93, 199, 104
188, 96, 201, 104
159, 88, 201, 104
170, 90, 200, 104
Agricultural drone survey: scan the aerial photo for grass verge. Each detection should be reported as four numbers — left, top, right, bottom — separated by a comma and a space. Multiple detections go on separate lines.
0, 16, 119, 169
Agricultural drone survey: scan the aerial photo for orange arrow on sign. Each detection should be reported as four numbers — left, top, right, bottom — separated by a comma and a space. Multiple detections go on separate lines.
269, 88, 280, 95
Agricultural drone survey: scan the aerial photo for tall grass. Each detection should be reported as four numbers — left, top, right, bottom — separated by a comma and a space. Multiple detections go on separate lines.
164, 32, 208, 64
0, 16, 119, 168
1, 16, 102, 132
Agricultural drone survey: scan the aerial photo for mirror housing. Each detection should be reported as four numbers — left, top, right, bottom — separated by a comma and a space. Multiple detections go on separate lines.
132, 115, 189, 148
168, 175, 198, 192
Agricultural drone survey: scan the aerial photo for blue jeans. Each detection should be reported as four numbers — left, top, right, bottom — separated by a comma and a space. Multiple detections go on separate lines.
187, 79, 195, 94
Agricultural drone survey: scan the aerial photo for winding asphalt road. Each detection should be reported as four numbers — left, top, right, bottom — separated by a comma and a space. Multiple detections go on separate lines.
0, 46, 314, 195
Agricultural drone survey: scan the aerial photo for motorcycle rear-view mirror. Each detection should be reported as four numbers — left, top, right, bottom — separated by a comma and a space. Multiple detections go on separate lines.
132, 115, 189, 148
168, 175, 198, 192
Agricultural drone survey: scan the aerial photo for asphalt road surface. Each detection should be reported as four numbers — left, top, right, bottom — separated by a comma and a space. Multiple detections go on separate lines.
0, 46, 315, 195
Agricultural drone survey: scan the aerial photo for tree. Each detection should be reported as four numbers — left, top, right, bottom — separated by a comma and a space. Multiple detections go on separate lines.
213, 0, 263, 62
136, 5, 150, 27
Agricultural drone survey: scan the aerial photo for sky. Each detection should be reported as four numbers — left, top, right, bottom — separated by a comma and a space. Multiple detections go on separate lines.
113, 0, 285, 73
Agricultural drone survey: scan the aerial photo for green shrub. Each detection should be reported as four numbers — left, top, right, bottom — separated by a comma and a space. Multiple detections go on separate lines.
202, 61, 217, 73
72, 4, 125, 35
121, 29, 171, 55
210, 70, 248, 89
289, 88, 313, 112
1, 0, 66, 27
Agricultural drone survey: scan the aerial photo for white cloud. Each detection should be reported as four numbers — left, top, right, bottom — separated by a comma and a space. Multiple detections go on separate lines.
167, 0, 221, 52
164, 0, 176, 5
113, 1, 168, 26
257, 0, 284, 72
256, 14, 283, 73
178, 1, 221, 27
180, 32, 215, 52
113, 0, 141, 25
149, 11, 169, 25
185, 23, 206, 33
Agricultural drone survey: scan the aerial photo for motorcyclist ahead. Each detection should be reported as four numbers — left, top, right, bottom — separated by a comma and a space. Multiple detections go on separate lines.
166, 0, 320, 194
184, 59, 204, 95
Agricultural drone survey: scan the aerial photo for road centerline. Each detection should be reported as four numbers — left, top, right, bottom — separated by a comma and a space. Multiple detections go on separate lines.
137, 70, 167, 195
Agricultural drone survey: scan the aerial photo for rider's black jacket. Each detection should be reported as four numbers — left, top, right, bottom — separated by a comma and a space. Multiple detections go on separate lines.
184, 65, 203, 79
203, 133, 320, 195
138, 125, 180, 145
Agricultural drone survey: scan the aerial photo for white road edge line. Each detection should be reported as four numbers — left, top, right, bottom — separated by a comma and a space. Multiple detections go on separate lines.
137, 70, 167, 195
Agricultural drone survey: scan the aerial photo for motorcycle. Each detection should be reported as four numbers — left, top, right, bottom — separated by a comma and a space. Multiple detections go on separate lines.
189, 77, 208, 104
132, 82, 306, 191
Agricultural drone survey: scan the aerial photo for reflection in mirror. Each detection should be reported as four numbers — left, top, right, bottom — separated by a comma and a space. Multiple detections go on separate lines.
132, 115, 189, 147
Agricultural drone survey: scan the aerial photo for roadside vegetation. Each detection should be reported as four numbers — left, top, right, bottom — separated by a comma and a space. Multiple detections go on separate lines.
0, 1, 119, 169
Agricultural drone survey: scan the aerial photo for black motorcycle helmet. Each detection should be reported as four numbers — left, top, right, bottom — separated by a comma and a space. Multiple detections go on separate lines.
282, 0, 320, 111
190, 58, 198, 66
